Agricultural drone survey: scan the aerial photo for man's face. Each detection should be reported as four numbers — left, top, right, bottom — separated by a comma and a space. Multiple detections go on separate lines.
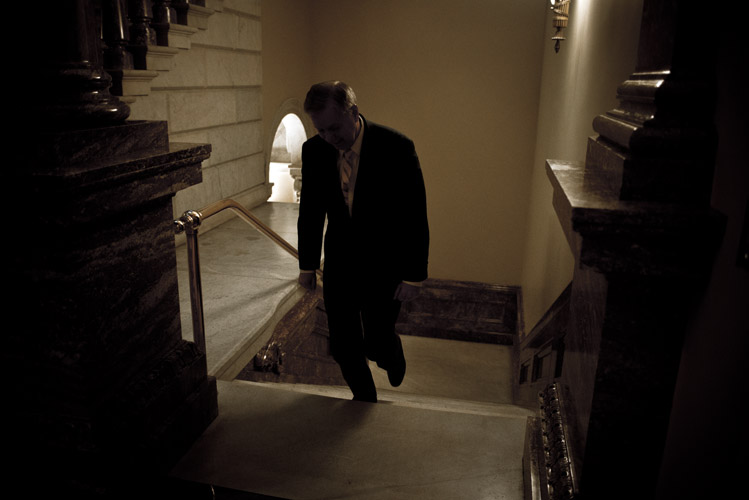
309, 104, 360, 151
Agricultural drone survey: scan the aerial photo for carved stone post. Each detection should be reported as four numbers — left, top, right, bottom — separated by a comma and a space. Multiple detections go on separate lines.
586, 0, 718, 205
172, 0, 189, 25
102, 0, 134, 95
14, 0, 130, 128
128, 0, 156, 69
289, 163, 303, 203
6, 1, 217, 496
531, 1, 725, 498
151, 0, 174, 46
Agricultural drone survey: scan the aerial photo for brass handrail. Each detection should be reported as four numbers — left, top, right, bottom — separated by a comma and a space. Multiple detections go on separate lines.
174, 199, 311, 354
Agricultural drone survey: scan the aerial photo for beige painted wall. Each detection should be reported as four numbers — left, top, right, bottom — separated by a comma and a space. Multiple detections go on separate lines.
518, 0, 644, 331
263, 0, 547, 289
120, 0, 669, 338
267, 3, 748, 491
263, 0, 646, 333
262, 0, 315, 139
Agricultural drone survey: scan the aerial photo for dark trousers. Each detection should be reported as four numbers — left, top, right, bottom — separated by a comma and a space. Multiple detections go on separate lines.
323, 273, 404, 402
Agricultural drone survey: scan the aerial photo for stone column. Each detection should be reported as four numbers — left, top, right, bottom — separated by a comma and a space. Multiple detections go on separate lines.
6, 1, 217, 496
529, 1, 725, 498
289, 162, 303, 202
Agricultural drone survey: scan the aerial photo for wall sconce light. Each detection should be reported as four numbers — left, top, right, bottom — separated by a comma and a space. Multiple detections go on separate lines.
549, 0, 570, 53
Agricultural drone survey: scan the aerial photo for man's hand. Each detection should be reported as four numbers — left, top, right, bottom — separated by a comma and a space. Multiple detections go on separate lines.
298, 272, 317, 290
394, 282, 421, 302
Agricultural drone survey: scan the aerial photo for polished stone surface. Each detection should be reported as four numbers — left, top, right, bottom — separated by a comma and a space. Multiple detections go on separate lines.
547, 159, 724, 277
543, 159, 726, 497
18, 120, 170, 169
177, 203, 303, 377
9, 124, 217, 494
397, 279, 519, 345
173, 202, 531, 498
178, 202, 518, 402
370, 335, 514, 404
171, 380, 533, 500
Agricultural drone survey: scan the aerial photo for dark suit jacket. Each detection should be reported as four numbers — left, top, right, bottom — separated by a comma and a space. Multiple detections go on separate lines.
297, 116, 429, 286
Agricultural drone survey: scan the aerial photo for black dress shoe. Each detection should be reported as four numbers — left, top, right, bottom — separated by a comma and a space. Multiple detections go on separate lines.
352, 394, 377, 403
387, 357, 406, 387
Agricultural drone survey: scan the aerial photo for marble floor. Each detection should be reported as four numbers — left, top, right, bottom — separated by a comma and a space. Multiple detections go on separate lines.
172, 202, 534, 499
176, 202, 305, 379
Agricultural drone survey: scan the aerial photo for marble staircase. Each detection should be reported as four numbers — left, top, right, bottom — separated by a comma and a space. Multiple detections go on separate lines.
170, 380, 534, 500
172, 201, 534, 499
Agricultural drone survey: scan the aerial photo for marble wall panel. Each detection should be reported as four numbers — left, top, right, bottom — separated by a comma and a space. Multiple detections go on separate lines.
238, 16, 262, 51
225, 0, 261, 17
218, 153, 266, 198
127, 92, 169, 122
169, 89, 239, 133
238, 52, 262, 86
205, 50, 262, 87
205, 0, 224, 12
194, 9, 261, 51
206, 121, 263, 164
170, 123, 264, 222
173, 164, 224, 216
236, 87, 263, 122
396, 279, 519, 345
204, 48, 236, 87
196, 10, 240, 49
130, 0, 267, 236
155, 46, 208, 89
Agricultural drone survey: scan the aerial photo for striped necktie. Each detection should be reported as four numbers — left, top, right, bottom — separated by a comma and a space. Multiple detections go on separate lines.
341, 149, 356, 196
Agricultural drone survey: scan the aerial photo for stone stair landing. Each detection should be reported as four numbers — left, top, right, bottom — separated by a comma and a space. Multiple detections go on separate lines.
173, 202, 533, 499
169, 380, 533, 500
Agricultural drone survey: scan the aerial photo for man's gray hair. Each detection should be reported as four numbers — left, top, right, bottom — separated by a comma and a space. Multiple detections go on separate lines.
304, 81, 358, 114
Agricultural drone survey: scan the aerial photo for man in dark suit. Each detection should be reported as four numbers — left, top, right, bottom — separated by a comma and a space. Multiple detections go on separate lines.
297, 81, 429, 402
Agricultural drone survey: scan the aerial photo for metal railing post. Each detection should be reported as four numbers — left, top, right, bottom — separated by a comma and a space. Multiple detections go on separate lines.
175, 209, 207, 354
174, 199, 320, 356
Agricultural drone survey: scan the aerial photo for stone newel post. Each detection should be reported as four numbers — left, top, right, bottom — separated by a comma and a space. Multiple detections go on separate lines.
6, 1, 218, 495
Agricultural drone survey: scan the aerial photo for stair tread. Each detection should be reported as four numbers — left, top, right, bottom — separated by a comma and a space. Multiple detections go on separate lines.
234, 379, 536, 419
171, 380, 529, 500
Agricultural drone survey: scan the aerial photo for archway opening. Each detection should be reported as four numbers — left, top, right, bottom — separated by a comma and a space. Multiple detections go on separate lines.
268, 113, 307, 203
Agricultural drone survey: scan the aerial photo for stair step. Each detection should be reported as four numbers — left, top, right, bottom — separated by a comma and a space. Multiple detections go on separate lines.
236, 380, 536, 419
170, 380, 530, 500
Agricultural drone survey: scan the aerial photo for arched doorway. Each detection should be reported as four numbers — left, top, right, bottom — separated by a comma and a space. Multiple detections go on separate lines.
267, 104, 312, 203
268, 113, 306, 202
